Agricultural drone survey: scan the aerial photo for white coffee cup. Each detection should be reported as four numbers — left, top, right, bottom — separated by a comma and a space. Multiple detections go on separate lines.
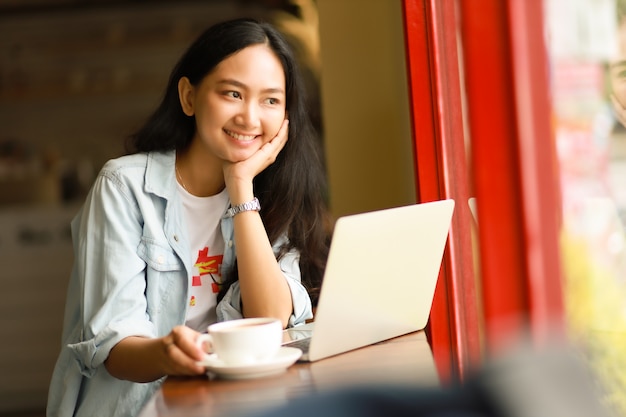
196, 317, 282, 366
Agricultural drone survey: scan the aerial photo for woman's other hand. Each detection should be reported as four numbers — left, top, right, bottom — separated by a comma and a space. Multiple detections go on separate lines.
160, 325, 207, 377
105, 325, 207, 383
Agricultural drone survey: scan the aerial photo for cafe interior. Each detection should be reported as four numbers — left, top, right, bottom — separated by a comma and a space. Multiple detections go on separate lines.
1, 0, 625, 416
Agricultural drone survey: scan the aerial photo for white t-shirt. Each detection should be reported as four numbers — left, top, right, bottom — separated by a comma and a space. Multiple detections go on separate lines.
178, 183, 229, 331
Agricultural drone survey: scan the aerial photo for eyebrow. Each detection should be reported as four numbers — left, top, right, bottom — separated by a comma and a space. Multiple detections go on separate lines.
216, 79, 285, 95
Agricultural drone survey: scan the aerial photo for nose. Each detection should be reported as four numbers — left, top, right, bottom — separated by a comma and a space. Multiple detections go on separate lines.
235, 101, 261, 128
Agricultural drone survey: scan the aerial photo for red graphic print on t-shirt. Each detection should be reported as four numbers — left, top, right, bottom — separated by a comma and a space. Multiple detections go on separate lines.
191, 247, 224, 294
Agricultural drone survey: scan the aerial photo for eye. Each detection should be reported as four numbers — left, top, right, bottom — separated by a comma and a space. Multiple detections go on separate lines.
264, 97, 280, 105
225, 91, 241, 99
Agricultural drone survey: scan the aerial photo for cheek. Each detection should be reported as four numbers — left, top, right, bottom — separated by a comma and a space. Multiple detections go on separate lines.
615, 81, 626, 104
199, 95, 228, 123
264, 113, 286, 139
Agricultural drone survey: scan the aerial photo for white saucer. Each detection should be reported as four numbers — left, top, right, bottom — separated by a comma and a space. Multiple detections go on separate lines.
197, 347, 302, 380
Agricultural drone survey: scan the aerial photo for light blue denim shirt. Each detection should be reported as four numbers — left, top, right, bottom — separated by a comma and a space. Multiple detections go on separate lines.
47, 150, 313, 417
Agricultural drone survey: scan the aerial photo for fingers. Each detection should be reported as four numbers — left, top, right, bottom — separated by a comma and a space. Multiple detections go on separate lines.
260, 119, 289, 162
162, 326, 206, 376
276, 118, 289, 143
173, 326, 207, 360
222, 119, 289, 190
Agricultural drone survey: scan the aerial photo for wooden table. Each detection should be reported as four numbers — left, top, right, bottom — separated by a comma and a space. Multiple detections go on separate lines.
138, 331, 439, 417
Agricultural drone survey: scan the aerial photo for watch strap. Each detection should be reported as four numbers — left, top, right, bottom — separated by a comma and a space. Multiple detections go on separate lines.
225, 197, 261, 217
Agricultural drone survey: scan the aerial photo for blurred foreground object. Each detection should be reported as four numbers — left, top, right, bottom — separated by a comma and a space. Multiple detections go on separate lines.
246, 341, 610, 417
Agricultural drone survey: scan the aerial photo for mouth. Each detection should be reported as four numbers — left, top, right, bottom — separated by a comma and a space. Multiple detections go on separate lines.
224, 129, 258, 142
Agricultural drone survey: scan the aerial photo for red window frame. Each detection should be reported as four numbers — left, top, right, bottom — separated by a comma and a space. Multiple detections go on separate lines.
402, 0, 481, 382
402, 0, 565, 381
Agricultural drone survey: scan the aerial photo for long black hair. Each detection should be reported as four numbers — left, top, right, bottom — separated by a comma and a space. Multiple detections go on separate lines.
127, 18, 330, 305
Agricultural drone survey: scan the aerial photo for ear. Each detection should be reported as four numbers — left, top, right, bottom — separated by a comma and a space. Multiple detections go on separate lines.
178, 77, 195, 116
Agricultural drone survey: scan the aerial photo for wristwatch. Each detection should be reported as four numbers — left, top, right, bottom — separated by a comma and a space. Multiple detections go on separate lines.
225, 197, 261, 217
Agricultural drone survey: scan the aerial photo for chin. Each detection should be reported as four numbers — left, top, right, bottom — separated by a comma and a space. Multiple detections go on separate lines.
228, 151, 255, 163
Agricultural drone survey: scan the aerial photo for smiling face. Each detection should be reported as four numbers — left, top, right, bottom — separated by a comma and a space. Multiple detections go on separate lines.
178, 43, 287, 163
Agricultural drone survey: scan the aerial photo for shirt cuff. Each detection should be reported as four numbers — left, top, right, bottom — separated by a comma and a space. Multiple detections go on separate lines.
68, 319, 155, 377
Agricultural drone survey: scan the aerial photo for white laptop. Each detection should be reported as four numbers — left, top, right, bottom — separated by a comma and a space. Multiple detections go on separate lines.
282, 199, 455, 361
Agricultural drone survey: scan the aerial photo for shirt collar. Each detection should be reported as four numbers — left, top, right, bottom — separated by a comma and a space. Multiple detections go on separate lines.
144, 150, 176, 200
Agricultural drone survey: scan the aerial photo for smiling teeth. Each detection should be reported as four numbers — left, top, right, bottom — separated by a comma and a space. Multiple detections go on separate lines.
225, 130, 256, 141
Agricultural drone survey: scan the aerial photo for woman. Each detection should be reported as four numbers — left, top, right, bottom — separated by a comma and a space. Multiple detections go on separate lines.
47, 18, 330, 417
